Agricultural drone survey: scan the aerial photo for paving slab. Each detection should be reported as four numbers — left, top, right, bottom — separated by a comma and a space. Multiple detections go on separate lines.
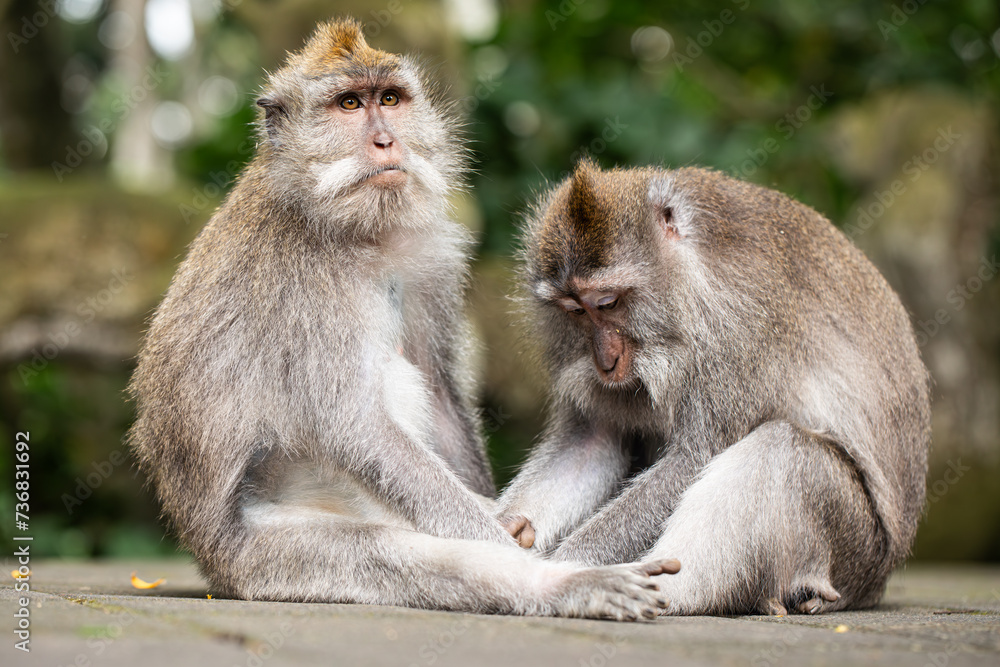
2, 559, 999, 666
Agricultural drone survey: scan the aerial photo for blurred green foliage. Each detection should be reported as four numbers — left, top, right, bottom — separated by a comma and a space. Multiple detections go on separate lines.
467, 0, 997, 255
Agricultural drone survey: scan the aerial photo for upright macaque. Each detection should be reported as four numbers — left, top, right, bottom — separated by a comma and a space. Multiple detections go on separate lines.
498, 160, 930, 615
128, 21, 675, 619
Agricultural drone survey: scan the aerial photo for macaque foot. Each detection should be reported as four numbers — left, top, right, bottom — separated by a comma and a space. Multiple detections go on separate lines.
757, 597, 789, 616
501, 515, 535, 548
550, 559, 680, 621
787, 579, 841, 615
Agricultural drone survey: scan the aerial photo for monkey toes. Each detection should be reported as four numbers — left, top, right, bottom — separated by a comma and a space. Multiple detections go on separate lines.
756, 581, 842, 616
552, 559, 679, 621
788, 582, 842, 615
640, 559, 681, 576
500, 515, 535, 548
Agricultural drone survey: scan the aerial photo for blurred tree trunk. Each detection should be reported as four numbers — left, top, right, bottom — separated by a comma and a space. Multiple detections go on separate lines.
108, 0, 170, 190
0, 0, 77, 170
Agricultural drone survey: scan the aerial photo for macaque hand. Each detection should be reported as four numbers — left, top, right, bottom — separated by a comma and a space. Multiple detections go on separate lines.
500, 515, 536, 548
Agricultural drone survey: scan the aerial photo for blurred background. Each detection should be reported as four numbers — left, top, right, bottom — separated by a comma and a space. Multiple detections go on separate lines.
0, 0, 997, 562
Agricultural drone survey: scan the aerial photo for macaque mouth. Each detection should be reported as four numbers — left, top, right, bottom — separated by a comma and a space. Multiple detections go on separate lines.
597, 375, 643, 396
597, 369, 638, 389
364, 164, 408, 186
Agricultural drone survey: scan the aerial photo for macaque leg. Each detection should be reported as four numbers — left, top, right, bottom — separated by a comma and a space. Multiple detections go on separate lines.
643, 421, 887, 615
549, 443, 708, 566
215, 506, 675, 620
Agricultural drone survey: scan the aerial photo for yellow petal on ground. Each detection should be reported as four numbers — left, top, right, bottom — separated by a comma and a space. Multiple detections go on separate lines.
206, 594, 212, 600
11, 569, 30, 579
834, 624, 849, 633
130, 572, 166, 589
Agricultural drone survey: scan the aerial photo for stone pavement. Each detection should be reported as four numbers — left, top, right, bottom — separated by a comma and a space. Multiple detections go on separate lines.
2, 559, 998, 666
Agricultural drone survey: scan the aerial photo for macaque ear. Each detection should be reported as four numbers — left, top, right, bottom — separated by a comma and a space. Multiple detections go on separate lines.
658, 206, 682, 241
256, 94, 287, 137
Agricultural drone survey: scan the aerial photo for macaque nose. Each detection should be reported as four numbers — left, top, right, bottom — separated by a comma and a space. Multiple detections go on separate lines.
373, 131, 394, 149
598, 351, 618, 372
595, 329, 624, 373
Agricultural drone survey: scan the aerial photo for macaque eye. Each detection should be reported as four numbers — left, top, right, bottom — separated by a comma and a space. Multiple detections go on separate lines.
340, 95, 362, 110
557, 299, 585, 315
380, 91, 400, 106
597, 296, 618, 311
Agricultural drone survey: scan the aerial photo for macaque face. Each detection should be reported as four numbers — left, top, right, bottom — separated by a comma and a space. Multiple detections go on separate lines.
553, 282, 634, 386
303, 69, 444, 203
327, 85, 409, 189
257, 32, 458, 233
526, 163, 694, 411
295, 68, 453, 210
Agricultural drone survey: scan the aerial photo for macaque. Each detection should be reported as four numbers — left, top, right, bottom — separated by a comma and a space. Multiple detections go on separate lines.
497, 160, 930, 615
128, 20, 675, 619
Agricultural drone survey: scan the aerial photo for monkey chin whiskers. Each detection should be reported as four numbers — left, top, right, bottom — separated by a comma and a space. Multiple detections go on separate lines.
310, 160, 409, 199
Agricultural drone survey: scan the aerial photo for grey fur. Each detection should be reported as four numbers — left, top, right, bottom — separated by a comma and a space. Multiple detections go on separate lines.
127, 20, 673, 619
497, 163, 931, 615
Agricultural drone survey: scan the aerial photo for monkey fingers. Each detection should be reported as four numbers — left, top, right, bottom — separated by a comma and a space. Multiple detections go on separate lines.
501, 515, 536, 548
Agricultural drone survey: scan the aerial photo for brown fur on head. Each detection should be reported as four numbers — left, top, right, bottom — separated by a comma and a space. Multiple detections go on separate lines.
532, 160, 659, 286
290, 18, 399, 74
520, 160, 793, 416
250, 17, 465, 237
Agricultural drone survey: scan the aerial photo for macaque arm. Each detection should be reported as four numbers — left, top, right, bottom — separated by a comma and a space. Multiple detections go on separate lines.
551, 442, 709, 566
335, 416, 515, 546
428, 380, 495, 497
496, 416, 629, 553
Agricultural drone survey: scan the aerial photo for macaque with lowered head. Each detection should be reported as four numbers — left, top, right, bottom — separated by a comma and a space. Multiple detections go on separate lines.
497, 160, 930, 615
128, 20, 676, 619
